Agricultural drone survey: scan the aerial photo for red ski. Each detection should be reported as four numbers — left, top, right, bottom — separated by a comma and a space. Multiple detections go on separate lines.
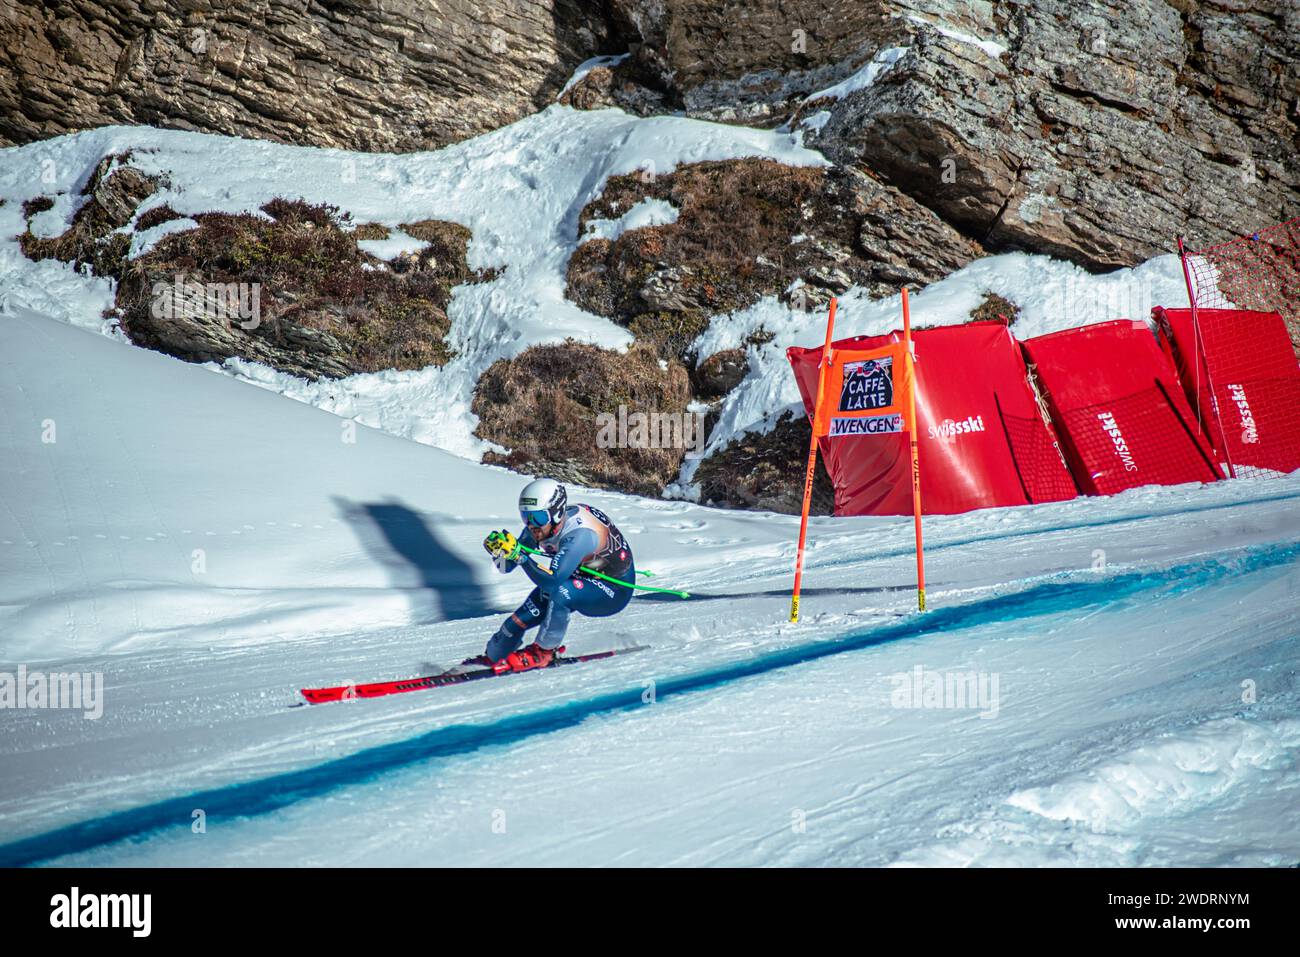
299, 645, 649, 705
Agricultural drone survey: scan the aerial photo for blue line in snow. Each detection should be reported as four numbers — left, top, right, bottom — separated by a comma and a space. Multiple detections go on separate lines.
2, 538, 1298, 867
807, 486, 1300, 570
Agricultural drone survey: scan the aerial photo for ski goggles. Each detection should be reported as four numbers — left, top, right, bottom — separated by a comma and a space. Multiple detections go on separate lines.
520, 509, 553, 528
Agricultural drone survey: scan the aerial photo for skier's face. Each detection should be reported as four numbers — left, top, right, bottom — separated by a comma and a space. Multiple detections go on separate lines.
522, 510, 557, 540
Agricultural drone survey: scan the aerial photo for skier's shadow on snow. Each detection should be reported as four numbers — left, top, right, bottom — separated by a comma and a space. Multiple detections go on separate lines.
635, 585, 920, 602
334, 497, 503, 622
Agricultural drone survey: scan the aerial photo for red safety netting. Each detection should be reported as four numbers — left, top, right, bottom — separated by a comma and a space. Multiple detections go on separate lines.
1021, 320, 1220, 495
1153, 307, 1300, 478
1182, 218, 1300, 359
999, 399, 1081, 504
788, 321, 1076, 515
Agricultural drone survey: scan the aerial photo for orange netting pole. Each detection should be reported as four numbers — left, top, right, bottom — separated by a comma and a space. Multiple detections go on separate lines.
902, 287, 926, 612
790, 296, 837, 623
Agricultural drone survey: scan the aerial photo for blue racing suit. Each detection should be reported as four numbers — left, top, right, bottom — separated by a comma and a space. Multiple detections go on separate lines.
486, 504, 634, 661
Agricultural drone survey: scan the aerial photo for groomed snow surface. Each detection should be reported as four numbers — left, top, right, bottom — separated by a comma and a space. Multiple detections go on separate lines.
1, 103, 1296, 867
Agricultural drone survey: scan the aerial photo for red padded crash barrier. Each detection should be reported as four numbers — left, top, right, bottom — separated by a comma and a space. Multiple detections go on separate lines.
1021, 320, 1219, 495
788, 322, 1076, 516
1153, 307, 1300, 479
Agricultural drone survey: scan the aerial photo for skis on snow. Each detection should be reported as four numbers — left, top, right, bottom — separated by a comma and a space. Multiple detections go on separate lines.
299, 645, 650, 705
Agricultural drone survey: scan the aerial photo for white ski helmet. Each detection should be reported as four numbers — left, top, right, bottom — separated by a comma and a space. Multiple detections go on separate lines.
518, 478, 567, 530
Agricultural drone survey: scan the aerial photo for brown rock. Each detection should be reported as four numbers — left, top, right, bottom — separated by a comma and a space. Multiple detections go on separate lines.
599, 1, 1298, 275
607, 0, 900, 122
558, 66, 619, 111
0, 0, 612, 151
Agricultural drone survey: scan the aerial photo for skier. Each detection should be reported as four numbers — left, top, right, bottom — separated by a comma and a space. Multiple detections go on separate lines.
475, 478, 635, 672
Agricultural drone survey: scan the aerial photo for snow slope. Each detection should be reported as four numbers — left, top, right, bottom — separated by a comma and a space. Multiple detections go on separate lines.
2, 307, 1298, 867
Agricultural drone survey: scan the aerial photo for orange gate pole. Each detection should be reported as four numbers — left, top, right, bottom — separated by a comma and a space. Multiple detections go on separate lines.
790, 297, 837, 623
902, 287, 926, 612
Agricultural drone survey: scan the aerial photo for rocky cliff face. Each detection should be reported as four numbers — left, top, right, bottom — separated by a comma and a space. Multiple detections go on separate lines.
603, 0, 1299, 269
0, 0, 609, 151
9, 1, 1293, 269
807, 0, 1299, 269
603, 0, 898, 122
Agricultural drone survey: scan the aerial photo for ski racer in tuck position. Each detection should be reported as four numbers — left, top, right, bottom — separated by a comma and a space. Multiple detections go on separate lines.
474, 479, 635, 672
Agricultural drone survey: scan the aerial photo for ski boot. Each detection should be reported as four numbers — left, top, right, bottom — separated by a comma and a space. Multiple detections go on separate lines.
494, 642, 565, 673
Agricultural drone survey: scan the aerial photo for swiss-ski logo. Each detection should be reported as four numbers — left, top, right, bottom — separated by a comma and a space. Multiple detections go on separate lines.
1227, 384, 1258, 444
928, 415, 986, 442
1097, 411, 1138, 472
839, 357, 894, 412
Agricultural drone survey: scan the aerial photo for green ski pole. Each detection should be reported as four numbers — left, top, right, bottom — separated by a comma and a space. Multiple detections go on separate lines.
515, 542, 689, 598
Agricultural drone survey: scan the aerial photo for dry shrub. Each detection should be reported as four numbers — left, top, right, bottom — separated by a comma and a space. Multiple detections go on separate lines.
566, 158, 864, 361
474, 340, 692, 495
116, 199, 479, 375
693, 411, 835, 514
628, 310, 710, 360
970, 292, 1020, 325
262, 196, 338, 227
135, 204, 185, 231
570, 159, 830, 309
21, 195, 54, 219
352, 222, 390, 241
19, 155, 158, 280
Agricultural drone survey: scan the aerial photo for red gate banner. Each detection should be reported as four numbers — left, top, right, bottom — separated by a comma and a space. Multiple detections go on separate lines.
789, 322, 1076, 515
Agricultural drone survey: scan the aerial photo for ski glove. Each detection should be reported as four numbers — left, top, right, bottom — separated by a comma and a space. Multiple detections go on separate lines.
483, 529, 521, 571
